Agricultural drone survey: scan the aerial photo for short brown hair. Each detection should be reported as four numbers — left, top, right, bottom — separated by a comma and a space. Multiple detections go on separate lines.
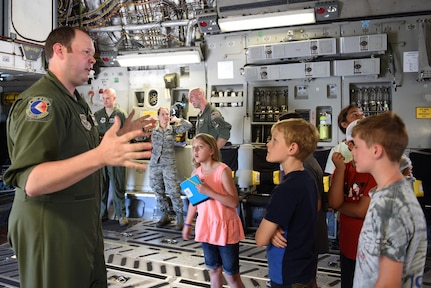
352, 111, 408, 162
157, 107, 169, 115
338, 104, 360, 134
44, 26, 89, 60
271, 119, 319, 161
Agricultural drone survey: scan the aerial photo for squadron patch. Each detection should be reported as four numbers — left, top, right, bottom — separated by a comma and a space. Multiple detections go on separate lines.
26, 97, 52, 121
210, 111, 221, 120
91, 114, 98, 126
80, 114, 93, 131
198, 118, 204, 128
100, 117, 107, 124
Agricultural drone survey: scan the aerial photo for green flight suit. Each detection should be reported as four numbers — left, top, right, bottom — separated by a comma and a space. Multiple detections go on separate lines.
4, 71, 107, 288
196, 104, 231, 142
94, 107, 127, 219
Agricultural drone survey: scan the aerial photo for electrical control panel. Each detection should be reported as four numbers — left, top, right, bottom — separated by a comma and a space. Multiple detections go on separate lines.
247, 38, 337, 63
340, 34, 388, 54
333, 58, 381, 76
243, 62, 331, 81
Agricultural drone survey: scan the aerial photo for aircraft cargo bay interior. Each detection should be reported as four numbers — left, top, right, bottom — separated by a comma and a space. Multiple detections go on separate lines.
1, 0, 431, 287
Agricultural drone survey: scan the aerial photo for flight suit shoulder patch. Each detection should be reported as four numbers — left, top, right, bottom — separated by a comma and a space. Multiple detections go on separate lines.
210, 111, 221, 120
25, 97, 52, 121
80, 114, 93, 131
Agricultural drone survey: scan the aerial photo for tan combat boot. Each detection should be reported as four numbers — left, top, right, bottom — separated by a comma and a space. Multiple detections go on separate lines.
175, 213, 184, 231
156, 213, 171, 227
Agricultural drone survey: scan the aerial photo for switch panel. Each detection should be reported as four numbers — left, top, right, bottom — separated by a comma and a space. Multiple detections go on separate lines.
247, 38, 337, 63
333, 58, 380, 76
340, 34, 388, 54
243, 61, 331, 81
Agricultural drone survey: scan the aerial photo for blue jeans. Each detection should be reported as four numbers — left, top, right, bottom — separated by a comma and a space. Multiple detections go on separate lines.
201, 242, 240, 275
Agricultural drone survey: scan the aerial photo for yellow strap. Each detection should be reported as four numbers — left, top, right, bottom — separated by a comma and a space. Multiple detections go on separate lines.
273, 170, 280, 185
251, 170, 281, 185
414, 179, 424, 197
252, 171, 261, 186
323, 176, 330, 193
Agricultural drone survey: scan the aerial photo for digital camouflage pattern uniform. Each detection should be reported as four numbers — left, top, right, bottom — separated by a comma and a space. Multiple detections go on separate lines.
150, 119, 192, 225
94, 106, 127, 220
4, 71, 107, 288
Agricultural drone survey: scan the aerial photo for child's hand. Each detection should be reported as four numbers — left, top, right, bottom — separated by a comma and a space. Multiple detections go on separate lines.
332, 152, 346, 170
182, 225, 192, 240
271, 227, 287, 248
196, 182, 212, 196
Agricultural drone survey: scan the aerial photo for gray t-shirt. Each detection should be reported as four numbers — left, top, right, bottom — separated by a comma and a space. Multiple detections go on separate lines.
353, 179, 427, 287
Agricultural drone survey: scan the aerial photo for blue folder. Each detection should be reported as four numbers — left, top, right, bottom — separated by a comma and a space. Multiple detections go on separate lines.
180, 175, 210, 206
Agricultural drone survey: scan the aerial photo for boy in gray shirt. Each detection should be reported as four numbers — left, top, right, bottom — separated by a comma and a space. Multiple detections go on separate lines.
350, 112, 427, 288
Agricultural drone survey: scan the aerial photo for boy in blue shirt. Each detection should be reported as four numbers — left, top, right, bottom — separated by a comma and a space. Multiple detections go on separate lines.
255, 118, 320, 287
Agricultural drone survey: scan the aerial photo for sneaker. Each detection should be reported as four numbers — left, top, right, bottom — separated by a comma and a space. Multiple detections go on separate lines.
119, 217, 128, 227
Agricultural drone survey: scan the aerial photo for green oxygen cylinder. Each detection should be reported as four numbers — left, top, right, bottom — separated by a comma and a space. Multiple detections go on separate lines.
319, 113, 329, 140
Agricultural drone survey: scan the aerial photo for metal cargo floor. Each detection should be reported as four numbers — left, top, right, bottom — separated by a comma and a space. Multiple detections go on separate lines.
0, 219, 428, 287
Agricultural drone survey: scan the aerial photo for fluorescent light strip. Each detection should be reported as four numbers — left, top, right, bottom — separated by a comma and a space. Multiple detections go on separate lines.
218, 8, 316, 32
117, 50, 201, 67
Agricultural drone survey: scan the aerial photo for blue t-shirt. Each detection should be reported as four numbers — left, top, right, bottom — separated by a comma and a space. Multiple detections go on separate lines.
265, 170, 318, 285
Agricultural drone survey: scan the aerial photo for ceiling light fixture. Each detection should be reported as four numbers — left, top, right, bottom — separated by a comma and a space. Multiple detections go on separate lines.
117, 47, 202, 67
218, 8, 316, 32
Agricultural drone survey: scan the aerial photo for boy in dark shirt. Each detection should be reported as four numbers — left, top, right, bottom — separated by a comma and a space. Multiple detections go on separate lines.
255, 118, 320, 287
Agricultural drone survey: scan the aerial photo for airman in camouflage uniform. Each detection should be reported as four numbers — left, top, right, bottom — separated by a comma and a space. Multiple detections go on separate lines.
150, 107, 192, 230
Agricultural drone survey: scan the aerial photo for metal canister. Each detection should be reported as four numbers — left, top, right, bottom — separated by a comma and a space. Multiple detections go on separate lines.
319, 113, 329, 140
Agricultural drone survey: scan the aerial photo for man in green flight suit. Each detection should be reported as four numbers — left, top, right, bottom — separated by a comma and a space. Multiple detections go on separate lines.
188, 87, 232, 150
95, 88, 129, 226
4, 26, 155, 288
